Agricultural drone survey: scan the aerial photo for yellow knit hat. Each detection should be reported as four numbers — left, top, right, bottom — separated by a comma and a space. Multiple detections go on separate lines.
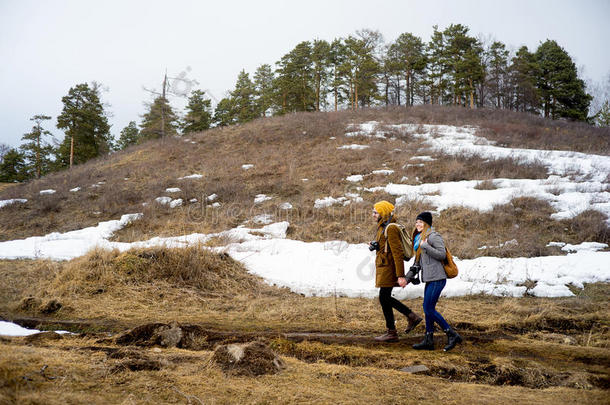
374, 200, 395, 218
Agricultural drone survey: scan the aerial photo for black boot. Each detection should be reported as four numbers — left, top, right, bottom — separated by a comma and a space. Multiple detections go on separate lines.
443, 328, 462, 351
412, 332, 434, 350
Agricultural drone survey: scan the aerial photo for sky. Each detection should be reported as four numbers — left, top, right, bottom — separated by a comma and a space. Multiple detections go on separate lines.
1, 0, 609, 148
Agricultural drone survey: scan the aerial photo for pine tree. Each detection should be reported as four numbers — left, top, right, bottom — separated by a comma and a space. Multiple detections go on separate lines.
56, 83, 112, 168
0, 148, 28, 182
328, 39, 348, 111
596, 100, 610, 127
231, 70, 258, 123
508, 46, 540, 113
253, 64, 275, 117
275, 42, 315, 113
311, 39, 331, 111
390, 33, 427, 106
486, 41, 509, 108
182, 90, 212, 134
426, 26, 449, 105
535, 40, 591, 121
116, 121, 140, 149
140, 96, 179, 140
20, 115, 55, 178
212, 97, 235, 127
443, 24, 483, 107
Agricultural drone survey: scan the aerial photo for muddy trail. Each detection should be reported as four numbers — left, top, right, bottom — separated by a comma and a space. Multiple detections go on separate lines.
5, 315, 609, 392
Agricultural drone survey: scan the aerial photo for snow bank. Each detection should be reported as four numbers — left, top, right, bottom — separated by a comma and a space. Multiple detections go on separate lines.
1, 215, 607, 298
0, 213, 142, 260
366, 176, 610, 223
0, 321, 70, 336
0, 321, 42, 336
223, 230, 610, 299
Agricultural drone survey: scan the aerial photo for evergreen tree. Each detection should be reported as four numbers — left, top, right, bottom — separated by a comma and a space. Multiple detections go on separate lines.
426, 26, 450, 104
275, 42, 315, 113
182, 90, 212, 133
342, 31, 382, 109
231, 70, 258, 123
212, 97, 235, 127
486, 41, 509, 108
311, 39, 331, 111
20, 114, 55, 178
253, 64, 275, 117
328, 39, 348, 110
0, 148, 28, 182
56, 83, 112, 168
140, 96, 179, 140
595, 100, 610, 127
116, 121, 140, 149
535, 40, 591, 120
509, 46, 540, 113
390, 32, 427, 106
443, 24, 484, 107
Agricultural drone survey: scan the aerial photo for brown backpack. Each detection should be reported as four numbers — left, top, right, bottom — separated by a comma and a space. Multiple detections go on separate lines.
442, 247, 458, 278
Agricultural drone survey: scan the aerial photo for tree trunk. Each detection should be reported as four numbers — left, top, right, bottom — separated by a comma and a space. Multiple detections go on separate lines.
405, 71, 411, 106
69, 135, 74, 168
36, 127, 40, 178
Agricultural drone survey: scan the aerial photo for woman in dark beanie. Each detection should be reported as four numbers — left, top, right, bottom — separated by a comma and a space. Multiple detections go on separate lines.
409, 211, 462, 351
370, 200, 423, 343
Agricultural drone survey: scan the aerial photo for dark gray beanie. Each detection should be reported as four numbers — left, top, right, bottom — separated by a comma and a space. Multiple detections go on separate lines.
416, 211, 433, 226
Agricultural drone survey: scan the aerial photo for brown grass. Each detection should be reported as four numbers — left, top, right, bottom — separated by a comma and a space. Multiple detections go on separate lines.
436, 198, 609, 259
0, 250, 608, 403
1, 105, 603, 247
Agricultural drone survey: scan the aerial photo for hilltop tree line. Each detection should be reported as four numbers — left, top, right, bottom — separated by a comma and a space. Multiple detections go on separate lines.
1, 24, 609, 183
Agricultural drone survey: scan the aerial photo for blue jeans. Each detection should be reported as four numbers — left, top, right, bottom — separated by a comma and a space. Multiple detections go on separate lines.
423, 279, 450, 333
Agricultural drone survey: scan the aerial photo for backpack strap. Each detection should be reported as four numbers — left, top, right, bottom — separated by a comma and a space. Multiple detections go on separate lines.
384, 223, 400, 253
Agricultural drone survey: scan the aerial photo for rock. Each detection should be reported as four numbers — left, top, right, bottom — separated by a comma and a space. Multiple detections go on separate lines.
155, 323, 183, 348
212, 341, 285, 376
401, 365, 430, 374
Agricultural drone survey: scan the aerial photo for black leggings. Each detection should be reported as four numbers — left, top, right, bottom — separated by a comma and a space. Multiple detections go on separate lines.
379, 287, 412, 329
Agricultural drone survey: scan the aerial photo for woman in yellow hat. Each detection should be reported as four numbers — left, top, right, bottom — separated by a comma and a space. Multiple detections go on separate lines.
370, 200, 422, 342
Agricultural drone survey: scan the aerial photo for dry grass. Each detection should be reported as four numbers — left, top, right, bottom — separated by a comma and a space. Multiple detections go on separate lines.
1, 337, 607, 405
0, 252, 608, 403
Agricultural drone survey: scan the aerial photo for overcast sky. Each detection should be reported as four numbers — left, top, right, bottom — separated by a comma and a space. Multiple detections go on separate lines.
1, 0, 608, 148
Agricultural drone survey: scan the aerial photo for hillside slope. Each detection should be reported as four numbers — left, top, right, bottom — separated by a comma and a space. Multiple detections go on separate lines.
1, 106, 608, 260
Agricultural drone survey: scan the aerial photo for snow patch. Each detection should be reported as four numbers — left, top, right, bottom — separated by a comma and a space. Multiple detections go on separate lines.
0, 199, 27, 208
337, 144, 370, 150
254, 194, 272, 204
178, 174, 203, 180
39, 189, 56, 195
346, 175, 364, 182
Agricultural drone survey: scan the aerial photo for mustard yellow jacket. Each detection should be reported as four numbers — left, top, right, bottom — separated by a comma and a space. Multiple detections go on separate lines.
374, 217, 406, 287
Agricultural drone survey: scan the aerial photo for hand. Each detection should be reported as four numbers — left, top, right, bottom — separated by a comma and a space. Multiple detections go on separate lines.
398, 277, 407, 288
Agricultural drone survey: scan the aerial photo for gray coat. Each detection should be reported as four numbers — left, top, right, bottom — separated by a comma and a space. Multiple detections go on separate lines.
418, 228, 447, 283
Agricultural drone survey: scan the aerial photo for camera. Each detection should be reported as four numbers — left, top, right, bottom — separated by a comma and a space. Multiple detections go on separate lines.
368, 241, 380, 252
406, 263, 421, 285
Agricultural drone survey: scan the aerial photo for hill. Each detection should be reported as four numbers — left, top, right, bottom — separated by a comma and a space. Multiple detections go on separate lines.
1, 106, 608, 258
1, 105, 609, 404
